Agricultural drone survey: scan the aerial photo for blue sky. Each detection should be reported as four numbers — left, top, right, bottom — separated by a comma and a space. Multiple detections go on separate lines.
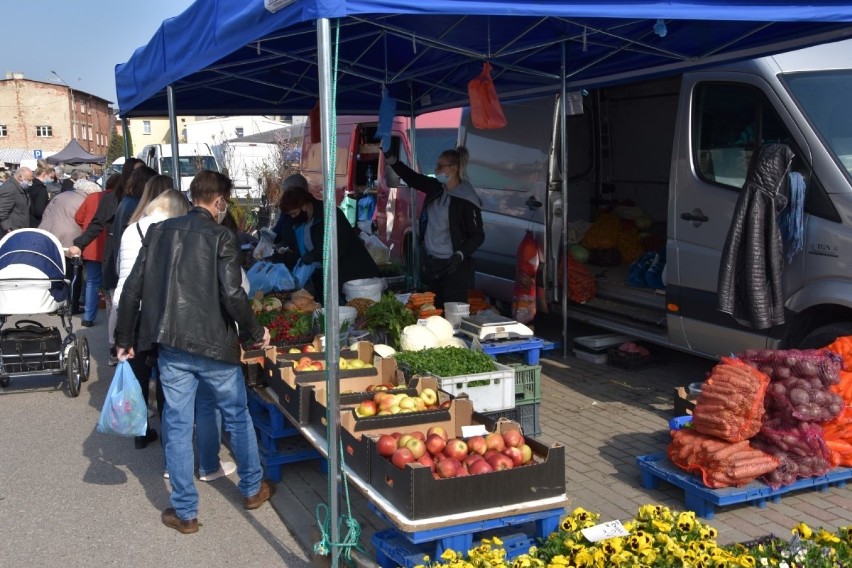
4, 0, 195, 104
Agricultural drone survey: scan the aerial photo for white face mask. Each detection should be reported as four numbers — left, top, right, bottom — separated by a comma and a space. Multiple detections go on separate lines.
19, 180, 31, 189
216, 197, 229, 224
435, 173, 449, 184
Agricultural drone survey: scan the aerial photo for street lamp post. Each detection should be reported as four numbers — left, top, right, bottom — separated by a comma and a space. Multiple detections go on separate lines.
51, 70, 77, 140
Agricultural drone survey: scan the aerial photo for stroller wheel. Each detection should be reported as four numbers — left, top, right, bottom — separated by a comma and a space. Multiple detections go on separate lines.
0, 377, 9, 389
66, 346, 82, 398
79, 336, 91, 382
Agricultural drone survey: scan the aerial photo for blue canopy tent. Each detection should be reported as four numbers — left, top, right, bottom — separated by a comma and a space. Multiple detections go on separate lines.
117, 2, 852, 562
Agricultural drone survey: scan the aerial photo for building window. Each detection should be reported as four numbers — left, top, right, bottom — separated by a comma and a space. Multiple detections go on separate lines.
36, 125, 53, 137
87, 126, 92, 141
0, 125, 6, 137
143, 120, 152, 135
235, 127, 244, 138
80, 102, 86, 114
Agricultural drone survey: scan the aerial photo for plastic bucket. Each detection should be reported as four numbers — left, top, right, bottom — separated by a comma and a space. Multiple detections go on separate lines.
314, 306, 358, 336
342, 278, 385, 303
444, 302, 470, 330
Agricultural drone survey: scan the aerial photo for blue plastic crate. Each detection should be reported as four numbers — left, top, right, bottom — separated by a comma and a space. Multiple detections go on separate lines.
477, 337, 554, 365
668, 415, 693, 430
259, 436, 322, 482
247, 387, 295, 437
637, 452, 852, 519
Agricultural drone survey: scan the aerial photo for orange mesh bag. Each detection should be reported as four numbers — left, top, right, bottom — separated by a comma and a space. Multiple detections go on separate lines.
668, 429, 779, 488
467, 62, 507, 130
558, 256, 596, 303
691, 357, 770, 442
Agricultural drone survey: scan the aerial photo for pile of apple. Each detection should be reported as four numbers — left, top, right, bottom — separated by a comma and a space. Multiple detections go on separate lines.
355, 388, 448, 417
293, 356, 325, 372
376, 426, 535, 478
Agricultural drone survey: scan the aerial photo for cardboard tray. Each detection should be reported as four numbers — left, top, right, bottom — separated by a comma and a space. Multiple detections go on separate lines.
365, 413, 566, 520
240, 346, 275, 388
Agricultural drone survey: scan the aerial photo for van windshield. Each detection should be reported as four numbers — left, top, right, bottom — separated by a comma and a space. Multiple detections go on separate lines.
784, 70, 852, 177
159, 156, 218, 177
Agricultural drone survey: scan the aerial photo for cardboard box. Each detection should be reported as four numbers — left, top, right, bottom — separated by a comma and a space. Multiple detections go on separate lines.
365, 412, 566, 519
240, 346, 275, 388
673, 386, 696, 417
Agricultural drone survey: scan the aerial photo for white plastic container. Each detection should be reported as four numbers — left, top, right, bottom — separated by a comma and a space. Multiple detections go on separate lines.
342, 278, 386, 302
433, 362, 515, 412
444, 302, 470, 330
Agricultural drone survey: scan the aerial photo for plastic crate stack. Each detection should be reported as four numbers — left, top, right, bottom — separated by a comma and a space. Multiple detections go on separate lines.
246, 387, 322, 482
481, 356, 542, 437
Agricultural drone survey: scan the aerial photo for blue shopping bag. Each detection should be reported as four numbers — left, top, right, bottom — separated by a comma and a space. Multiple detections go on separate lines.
97, 361, 147, 437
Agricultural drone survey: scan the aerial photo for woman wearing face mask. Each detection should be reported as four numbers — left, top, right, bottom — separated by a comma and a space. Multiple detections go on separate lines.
275, 184, 379, 299
384, 146, 484, 307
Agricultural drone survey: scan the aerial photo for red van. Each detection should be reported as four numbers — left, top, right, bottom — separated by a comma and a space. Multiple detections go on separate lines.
300, 109, 460, 266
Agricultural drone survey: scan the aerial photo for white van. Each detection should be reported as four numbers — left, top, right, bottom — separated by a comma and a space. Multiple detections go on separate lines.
137, 143, 220, 192
460, 40, 852, 356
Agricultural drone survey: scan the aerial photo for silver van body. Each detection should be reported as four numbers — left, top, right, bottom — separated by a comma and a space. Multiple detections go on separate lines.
460, 40, 852, 357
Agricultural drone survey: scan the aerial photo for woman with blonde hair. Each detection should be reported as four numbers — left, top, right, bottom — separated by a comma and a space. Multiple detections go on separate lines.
115, 189, 191, 450
129, 174, 174, 224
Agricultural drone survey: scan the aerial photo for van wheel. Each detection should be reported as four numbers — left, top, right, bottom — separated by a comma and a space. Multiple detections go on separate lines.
798, 323, 852, 349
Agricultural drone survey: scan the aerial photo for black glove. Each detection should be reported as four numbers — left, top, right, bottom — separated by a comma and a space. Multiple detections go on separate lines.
436, 251, 463, 278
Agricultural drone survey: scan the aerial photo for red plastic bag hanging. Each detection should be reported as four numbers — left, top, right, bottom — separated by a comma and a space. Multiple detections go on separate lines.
512, 231, 538, 324
309, 100, 321, 143
467, 62, 507, 130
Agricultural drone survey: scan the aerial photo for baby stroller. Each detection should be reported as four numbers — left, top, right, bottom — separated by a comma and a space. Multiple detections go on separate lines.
0, 229, 90, 396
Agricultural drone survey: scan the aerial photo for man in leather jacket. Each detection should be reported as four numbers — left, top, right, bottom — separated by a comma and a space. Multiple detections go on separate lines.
115, 170, 272, 534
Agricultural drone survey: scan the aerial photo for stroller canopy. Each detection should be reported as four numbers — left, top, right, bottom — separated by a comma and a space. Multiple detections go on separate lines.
0, 229, 68, 308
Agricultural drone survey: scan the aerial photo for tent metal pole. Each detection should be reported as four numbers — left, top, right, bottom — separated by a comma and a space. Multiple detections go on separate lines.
166, 86, 181, 192
121, 116, 130, 158
316, 17, 341, 567
409, 89, 420, 290
561, 42, 569, 358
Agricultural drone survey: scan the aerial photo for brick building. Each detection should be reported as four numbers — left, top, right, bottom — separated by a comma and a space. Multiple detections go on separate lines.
0, 72, 113, 166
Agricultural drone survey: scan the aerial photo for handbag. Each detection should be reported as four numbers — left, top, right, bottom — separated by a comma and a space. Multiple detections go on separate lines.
0, 320, 62, 369
97, 361, 148, 437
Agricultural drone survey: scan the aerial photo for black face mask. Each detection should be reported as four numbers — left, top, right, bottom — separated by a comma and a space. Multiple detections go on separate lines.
294, 212, 309, 224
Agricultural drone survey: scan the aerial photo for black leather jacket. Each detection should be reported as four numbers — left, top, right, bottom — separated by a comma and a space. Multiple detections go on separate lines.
114, 207, 264, 364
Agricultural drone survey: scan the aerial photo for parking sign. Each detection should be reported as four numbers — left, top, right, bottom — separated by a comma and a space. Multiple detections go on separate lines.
33, 150, 43, 159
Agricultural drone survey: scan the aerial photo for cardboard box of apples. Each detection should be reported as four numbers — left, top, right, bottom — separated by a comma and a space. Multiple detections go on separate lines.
240, 345, 276, 388
340, 398, 566, 520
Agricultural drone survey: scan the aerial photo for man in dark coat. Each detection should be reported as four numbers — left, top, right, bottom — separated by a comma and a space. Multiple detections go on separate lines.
28, 165, 52, 227
0, 167, 33, 234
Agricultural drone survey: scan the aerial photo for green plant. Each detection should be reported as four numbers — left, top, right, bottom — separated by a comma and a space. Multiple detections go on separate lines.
364, 292, 416, 350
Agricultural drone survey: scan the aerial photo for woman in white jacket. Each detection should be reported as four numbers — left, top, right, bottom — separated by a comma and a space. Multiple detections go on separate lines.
116, 189, 190, 454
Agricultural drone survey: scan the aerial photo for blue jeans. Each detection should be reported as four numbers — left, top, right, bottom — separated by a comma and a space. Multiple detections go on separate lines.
83, 261, 103, 322
158, 345, 262, 520
195, 382, 224, 477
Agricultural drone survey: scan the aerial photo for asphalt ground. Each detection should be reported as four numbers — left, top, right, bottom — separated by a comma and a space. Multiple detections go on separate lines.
4, 310, 852, 567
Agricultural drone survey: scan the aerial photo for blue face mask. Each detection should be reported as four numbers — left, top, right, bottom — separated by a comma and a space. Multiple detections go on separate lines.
435, 173, 449, 184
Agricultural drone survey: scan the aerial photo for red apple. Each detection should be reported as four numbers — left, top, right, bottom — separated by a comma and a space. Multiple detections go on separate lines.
425, 434, 446, 456
444, 438, 469, 461
373, 391, 390, 404
469, 460, 494, 475
502, 430, 524, 448
404, 438, 427, 460
391, 432, 402, 440
391, 448, 415, 469
432, 451, 446, 462
376, 434, 397, 457
463, 454, 483, 468
466, 435, 487, 455
418, 454, 436, 472
519, 444, 533, 464
355, 400, 377, 417
427, 426, 449, 442
503, 447, 524, 467
397, 434, 415, 449
432, 472, 441, 480
486, 453, 513, 471
485, 432, 506, 452
436, 458, 460, 478
455, 466, 469, 477
302, 344, 317, 353
410, 431, 426, 442
439, 400, 452, 409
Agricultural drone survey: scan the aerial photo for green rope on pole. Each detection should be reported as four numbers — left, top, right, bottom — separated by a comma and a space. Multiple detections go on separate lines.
312, 19, 366, 568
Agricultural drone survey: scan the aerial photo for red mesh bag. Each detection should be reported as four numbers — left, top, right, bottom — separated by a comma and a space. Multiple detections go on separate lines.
739, 348, 841, 388
668, 430, 779, 488
467, 62, 507, 130
751, 418, 831, 489
691, 357, 770, 442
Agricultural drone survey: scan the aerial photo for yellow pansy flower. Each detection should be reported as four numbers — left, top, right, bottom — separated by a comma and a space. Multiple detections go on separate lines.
791, 522, 812, 539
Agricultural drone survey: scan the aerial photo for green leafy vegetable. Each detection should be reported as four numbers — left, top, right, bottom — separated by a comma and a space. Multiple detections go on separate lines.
365, 293, 416, 350
393, 347, 496, 377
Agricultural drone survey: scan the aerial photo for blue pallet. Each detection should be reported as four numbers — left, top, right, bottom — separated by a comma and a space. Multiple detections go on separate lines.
248, 387, 296, 437
259, 436, 323, 482
368, 502, 562, 565
475, 337, 556, 365
637, 452, 852, 519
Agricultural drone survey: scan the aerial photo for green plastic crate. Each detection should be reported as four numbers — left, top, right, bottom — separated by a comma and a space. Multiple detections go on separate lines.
498, 356, 542, 404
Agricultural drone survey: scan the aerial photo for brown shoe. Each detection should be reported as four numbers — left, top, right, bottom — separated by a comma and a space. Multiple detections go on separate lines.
244, 480, 276, 510
161, 508, 199, 534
